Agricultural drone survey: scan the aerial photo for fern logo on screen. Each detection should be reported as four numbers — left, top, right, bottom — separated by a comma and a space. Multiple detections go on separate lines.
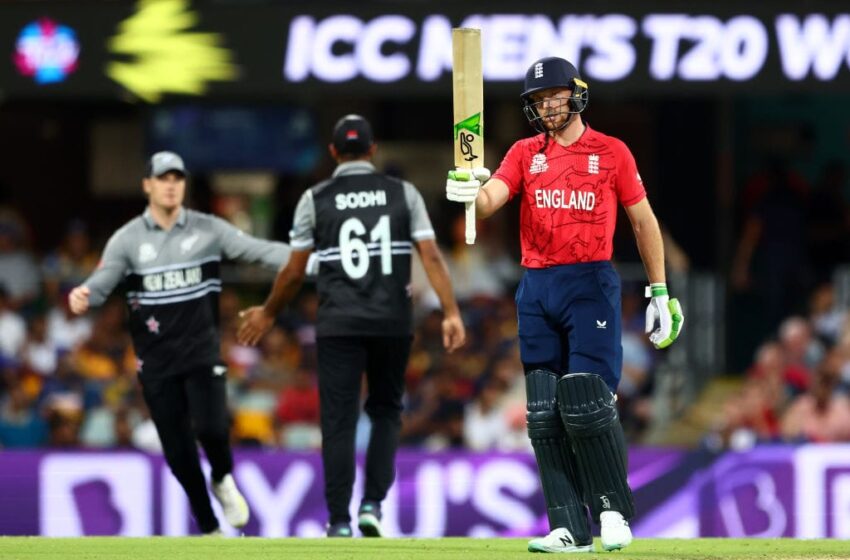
106, 0, 237, 102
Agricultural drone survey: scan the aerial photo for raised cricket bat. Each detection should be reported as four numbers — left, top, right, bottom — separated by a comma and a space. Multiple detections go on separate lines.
452, 28, 483, 245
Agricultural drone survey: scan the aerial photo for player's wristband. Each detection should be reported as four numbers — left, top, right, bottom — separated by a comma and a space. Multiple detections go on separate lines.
645, 283, 668, 298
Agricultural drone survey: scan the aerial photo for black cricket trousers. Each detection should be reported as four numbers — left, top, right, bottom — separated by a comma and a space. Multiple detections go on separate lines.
140, 364, 232, 534
317, 335, 412, 525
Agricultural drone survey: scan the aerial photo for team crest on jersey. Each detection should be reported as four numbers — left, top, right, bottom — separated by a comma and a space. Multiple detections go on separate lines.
180, 233, 200, 254
534, 62, 544, 78
529, 153, 549, 174
139, 243, 157, 263
588, 154, 600, 174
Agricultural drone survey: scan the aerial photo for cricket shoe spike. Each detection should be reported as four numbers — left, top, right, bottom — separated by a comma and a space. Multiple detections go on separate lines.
528, 527, 593, 553
212, 474, 250, 529
600, 511, 633, 551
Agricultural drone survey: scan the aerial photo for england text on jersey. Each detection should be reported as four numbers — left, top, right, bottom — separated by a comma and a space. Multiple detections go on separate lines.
535, 189, 596, 211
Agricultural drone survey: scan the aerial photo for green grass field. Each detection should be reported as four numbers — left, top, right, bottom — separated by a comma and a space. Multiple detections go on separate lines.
0, 537, 848, 560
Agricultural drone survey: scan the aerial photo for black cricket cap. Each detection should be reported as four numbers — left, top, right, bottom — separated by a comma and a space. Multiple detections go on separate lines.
332, 114, 374, 156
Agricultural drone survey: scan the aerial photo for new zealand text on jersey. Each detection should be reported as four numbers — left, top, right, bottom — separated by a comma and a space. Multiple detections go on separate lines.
143, 266, 203, 292
535, 189, 596, 211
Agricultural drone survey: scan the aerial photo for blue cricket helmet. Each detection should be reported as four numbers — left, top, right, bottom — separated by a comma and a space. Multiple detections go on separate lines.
521, 57, 589, 133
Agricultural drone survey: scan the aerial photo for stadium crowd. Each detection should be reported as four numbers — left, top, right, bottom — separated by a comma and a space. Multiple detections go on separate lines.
0, 205, 660, 452
2, 153, 850, 453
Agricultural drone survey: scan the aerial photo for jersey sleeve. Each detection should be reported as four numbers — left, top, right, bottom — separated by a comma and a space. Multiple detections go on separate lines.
289, 190, 316, 250
211, 216, 292, 269
84, 229, 130, 307
615, 140, 647, 207
491, 140, 526, 200
403, 181, 436, 241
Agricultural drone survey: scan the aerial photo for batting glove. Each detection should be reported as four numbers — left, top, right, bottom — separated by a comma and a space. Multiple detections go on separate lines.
645, 283, 684, 349
446, 167, 491, 203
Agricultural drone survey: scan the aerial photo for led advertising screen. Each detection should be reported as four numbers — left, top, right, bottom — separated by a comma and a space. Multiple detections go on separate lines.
1, 1, 850, 101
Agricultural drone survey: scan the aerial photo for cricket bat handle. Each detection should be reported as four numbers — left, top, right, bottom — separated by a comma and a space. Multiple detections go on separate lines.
465, 200, 476, 245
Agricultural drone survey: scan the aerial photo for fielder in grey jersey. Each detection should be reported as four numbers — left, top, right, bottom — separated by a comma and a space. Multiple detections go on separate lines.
69, 151, 290, 535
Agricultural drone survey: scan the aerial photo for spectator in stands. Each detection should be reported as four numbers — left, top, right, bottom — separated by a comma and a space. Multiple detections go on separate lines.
246, 326, 300, 391
72, 299, 135, 382
0, 380, 48, 447
275, 366, 320, 449
748, 340, 810, 397
780, 351, 850, 443
46, 285, 93, 354
808, 283, 846, 346
42, 219, 98, 305
779, 316, 825, 375
711, 342, 793, 449
20, 313, 58, 377
0, 217, 40, 311
463, 378, 508, 451
443, 214, 516, 303
0, 285, 26, 361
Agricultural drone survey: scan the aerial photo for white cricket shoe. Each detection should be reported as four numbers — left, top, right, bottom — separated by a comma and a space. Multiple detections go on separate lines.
528, 528, 593, 553
212, 474, 250, 529
600, 511, 632, 551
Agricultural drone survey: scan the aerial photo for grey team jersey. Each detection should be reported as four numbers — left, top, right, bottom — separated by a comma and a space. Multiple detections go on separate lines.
290, 160, 435, 336
84, 207, 291, 378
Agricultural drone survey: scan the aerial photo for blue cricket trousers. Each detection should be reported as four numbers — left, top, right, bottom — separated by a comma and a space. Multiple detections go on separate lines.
515, 260, 622, 392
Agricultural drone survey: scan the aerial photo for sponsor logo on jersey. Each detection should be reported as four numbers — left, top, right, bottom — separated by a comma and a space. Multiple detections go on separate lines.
588, 154, 599, 174
335, 190, 387, 210
139, 243, 157, 263
142, 266, 203, 292
596, 320, 607, 329
529, 153, 548, 174
534, 189, 596, 211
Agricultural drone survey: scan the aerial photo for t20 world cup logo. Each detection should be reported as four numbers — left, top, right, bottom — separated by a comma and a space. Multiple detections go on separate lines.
14, 18, 80, 84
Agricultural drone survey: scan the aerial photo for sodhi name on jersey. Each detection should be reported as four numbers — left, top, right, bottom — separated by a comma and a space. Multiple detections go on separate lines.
535, 189, 596, 211
335, 190, 387, 210
143, 266, 203, 292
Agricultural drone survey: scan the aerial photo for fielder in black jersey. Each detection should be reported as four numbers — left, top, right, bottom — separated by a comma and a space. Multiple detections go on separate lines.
238, 115, 466, 538
69, 151, 292, 535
